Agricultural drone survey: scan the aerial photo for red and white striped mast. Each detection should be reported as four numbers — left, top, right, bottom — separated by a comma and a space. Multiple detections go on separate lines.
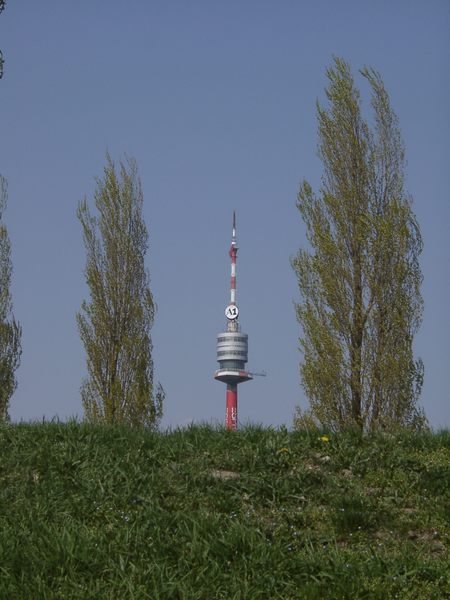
214, 212, 252, 429
230, 211, 237, 306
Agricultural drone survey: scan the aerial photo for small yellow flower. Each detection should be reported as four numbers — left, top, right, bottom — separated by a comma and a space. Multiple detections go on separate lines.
277, 447, 290, 454
318, 435, 330, 443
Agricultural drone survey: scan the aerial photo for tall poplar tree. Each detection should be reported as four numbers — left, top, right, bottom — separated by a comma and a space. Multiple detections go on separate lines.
0, 175, 22, 421
0, 1, 6, 79
292, 58, 426, 432
77, 155, 164, 427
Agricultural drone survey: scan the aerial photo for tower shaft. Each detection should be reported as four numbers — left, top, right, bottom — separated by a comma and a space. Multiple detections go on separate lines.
226, 384, 238, 429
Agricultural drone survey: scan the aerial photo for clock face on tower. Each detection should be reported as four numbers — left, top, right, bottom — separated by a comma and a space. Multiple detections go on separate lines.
225, 304, 239, 320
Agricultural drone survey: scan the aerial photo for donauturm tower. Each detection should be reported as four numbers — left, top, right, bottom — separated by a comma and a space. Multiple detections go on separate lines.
214, 212, 252, 429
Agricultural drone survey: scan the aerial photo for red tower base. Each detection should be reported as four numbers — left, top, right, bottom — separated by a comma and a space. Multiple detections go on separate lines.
225, 384, 238, 430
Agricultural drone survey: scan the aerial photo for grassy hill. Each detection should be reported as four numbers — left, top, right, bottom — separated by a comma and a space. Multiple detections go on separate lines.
0, 422, 448, 599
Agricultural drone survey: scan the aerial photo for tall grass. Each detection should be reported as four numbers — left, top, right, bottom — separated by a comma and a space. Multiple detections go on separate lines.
0, 422, 448, 598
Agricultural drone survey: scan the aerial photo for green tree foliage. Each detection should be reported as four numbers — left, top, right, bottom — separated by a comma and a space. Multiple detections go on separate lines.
292, 58, 426, 432
0, 175, 22, 421
77, 155, 164, 427
0, 1, 5, 79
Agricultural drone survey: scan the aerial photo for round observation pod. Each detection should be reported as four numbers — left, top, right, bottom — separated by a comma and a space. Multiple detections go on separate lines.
216, 331, 248, 371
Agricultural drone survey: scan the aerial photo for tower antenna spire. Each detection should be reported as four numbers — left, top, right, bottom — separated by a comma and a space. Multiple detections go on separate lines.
215, 211, 252, 429
229, 210, 238, 307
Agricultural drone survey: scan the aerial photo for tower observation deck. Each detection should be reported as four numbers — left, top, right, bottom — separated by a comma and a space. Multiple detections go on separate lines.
214, 212, 252, 429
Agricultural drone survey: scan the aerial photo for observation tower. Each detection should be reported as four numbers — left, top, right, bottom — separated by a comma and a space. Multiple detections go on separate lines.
214, 212, 252, 429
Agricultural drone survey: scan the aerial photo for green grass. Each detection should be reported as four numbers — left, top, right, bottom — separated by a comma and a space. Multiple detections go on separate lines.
0, 422, 449, 599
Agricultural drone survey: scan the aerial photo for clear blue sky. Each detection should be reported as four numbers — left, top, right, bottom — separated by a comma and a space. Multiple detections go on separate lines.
1, 1, 448, 429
